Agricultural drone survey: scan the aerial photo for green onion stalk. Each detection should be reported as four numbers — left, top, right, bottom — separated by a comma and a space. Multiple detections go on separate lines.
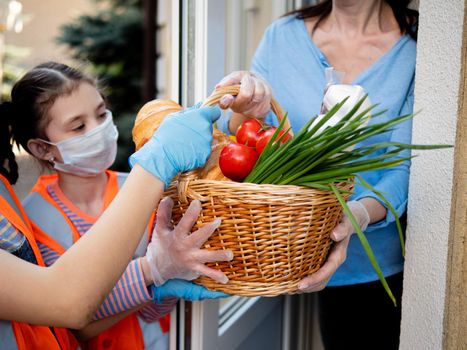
244, 97, 451, 305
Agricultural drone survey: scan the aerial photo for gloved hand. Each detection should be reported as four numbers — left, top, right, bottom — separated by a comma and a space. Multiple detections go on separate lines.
215, 71, 272, 119
145, 196, 233, 287
152, 279, 230, 304
330, 200, 370, 241
129, 104, 221, 188
298, 200, 370, 293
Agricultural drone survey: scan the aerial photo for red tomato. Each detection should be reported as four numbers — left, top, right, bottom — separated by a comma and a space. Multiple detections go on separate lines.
219, 143, 258, 182
255, 127, 291, 155
236, 119, 263, 147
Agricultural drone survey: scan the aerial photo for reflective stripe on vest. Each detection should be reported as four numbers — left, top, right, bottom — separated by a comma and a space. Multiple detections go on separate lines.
23, 191, 75, 250
0, 182, 27, 224
24, 171, 148, 257
0, 175, 76, 350
0, 320, 19, 350
138, 317, 167, 349
23, 171, 161, 349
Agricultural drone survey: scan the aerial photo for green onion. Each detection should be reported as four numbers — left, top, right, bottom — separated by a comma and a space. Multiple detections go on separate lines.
243, 98, 451, 302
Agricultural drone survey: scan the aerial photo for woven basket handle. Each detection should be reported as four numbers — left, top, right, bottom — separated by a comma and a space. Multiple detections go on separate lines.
202, 84, 293, 136
177, 85, 291, 203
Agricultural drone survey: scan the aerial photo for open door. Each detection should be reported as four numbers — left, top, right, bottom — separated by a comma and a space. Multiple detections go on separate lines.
169, 1, 322, 349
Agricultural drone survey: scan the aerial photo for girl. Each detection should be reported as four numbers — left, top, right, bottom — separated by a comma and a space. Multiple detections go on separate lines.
17, 61, 172, 349
0, 64, 235, 349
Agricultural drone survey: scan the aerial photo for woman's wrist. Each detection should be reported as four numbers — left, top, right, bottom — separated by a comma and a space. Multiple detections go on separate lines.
359, 197, 387, 224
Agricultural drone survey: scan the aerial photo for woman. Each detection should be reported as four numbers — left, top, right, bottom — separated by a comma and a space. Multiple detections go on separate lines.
0, 73, 230, 349
217, 1, 417, 349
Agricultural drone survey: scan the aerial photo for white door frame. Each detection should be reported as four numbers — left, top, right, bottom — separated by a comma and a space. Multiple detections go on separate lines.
173, 1, 226, 348
182, 0, 226, 105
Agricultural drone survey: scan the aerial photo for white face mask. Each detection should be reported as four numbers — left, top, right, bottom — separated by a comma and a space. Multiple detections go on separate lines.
41, 110, 119, 177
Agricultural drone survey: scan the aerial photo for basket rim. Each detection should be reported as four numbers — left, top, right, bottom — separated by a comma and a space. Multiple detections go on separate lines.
167, 176, 354, 204
172, 176, 353, 193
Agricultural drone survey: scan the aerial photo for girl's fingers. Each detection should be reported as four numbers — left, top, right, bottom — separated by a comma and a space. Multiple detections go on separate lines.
154, 197, 174, 237
175, 200, 202, 238
195, 249, 233, 263
188, 218, 222, 248
195, 264, 229, 284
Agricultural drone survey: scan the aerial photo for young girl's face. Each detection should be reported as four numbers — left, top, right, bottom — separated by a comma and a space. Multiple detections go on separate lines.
44, 82, 107, 145
27, 78, 119, 177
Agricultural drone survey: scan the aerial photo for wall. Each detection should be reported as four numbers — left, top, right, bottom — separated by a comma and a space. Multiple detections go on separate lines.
399, 1, 466, 349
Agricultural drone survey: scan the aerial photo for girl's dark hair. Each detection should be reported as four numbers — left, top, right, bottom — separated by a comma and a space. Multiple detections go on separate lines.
0, 61, 97, 184
288, 0, 418, 40
0, 102, 18, 184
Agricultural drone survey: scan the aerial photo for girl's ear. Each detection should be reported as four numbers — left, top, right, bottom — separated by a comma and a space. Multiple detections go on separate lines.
27, 139, 54, 162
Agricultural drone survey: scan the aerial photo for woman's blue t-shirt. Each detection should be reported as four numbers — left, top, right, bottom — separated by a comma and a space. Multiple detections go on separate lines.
218, 16, 417, 286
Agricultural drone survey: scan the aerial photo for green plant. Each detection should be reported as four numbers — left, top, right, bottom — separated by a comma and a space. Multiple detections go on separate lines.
2, 45, 30, 101
245, 99, 451, 304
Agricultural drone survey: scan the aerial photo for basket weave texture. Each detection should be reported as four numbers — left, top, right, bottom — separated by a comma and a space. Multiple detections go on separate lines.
165, 86, 352, 296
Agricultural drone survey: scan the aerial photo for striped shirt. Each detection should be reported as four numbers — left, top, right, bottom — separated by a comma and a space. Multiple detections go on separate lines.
36, 181, 173, 321
0, 213, 26, 253
138, 298, 178, 322
0, 214, 37, 264
48, 183, 94, 236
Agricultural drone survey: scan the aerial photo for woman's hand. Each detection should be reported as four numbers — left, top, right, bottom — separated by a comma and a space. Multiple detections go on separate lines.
298, 201, 370, 292
142, 197, 233, 287
216, 71, 272, 119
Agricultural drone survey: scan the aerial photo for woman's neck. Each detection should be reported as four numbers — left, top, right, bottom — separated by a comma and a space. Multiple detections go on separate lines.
57, 171, 108, 217
327, 0, 392, 36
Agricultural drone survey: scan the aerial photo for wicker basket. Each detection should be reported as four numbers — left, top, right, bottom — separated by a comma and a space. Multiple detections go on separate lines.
164, 86, 352, 297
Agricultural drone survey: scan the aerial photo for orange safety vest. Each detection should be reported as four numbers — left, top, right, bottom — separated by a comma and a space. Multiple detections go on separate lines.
24, 171, 169, 350
0, 174, 77, 350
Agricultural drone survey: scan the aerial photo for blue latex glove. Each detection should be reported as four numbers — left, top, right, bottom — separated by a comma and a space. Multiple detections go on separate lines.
129, 104, 221, 188
152, 279, 230, 304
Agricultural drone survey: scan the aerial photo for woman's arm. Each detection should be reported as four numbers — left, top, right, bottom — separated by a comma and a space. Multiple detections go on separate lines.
0, 165, 163, 329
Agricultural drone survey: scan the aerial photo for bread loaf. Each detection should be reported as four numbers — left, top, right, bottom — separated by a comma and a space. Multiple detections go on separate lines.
200, 129, 231, 181
132, 99, 183, 151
